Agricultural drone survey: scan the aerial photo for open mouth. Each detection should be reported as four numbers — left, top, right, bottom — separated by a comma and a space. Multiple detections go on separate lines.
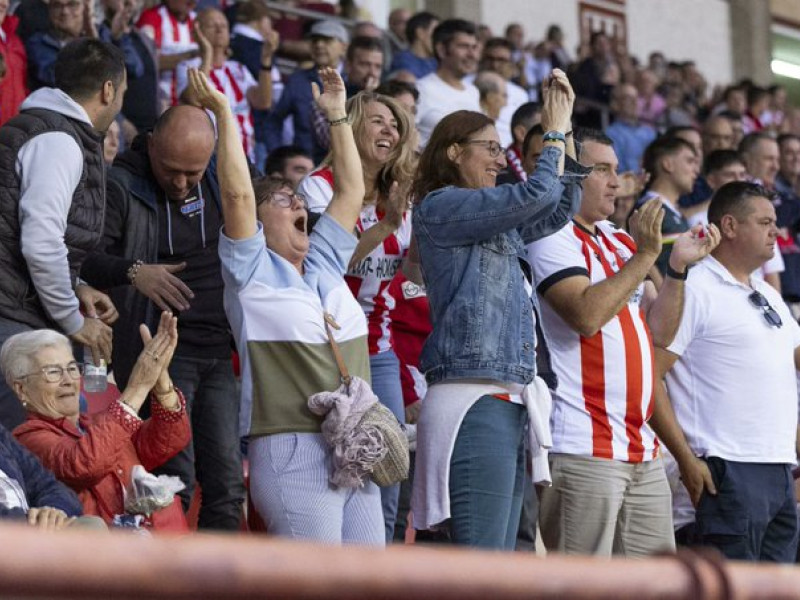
294, 214, 307, 232
376, 140, 393, 149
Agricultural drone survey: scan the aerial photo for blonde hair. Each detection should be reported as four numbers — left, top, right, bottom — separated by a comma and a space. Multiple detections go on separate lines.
323, 92, 417, 204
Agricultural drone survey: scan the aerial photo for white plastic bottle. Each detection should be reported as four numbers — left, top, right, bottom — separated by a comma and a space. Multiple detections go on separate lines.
83, 346, 107, 393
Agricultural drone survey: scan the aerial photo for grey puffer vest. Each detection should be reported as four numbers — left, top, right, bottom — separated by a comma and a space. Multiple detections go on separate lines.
0, 107, 105, 328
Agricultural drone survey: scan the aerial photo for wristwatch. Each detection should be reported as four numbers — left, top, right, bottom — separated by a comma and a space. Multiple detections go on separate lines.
542, 130, 567, 144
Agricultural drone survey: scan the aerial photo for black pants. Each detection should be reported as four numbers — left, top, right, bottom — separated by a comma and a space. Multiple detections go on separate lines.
143, 355, 245, 531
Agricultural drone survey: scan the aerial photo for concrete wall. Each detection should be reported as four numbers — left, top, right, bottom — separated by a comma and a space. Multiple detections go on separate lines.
627, 0, 733, 86
477, 2, 581, 57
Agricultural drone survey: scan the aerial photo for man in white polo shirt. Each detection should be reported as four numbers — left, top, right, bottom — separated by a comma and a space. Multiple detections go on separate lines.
415, 19, 480, 147
529, 129, 720, 557
652, 181, 800, 562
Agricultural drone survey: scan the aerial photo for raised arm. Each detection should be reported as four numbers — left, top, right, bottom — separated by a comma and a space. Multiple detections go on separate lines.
187, 68, 257, 240
348, 182, 404, 270
643, 223, 720, 347
314, 68, 365, 232
540, 69, 575, 175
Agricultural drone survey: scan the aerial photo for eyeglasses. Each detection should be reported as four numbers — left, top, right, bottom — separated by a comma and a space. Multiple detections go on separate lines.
462, 139, 506, 158
748, 290, 783, 328
270, 191, 308, 209
49, 0, 81, 11
20, 362, 82, 383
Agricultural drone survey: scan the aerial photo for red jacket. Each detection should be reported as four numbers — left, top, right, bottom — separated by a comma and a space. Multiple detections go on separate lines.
0, 15, 28, 125
14, 395, 191, 531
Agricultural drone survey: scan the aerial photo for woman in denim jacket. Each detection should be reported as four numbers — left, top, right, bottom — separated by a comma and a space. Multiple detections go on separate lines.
410, 69, 587, 549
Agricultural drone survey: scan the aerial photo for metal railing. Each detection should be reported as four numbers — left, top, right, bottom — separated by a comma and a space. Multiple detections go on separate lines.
2, 522, 800, 599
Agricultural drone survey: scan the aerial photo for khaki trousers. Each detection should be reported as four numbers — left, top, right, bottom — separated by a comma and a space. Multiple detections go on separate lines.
539, 453, 675, 557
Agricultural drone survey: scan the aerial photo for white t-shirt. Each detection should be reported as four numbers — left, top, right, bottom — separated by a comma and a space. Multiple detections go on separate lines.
416, 73, 480, 148
665, 256, 800, 463
529, 221, 658, 462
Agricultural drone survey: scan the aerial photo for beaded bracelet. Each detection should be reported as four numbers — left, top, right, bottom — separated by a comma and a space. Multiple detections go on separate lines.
127, 259, 144, 286
328, 116, 349, 126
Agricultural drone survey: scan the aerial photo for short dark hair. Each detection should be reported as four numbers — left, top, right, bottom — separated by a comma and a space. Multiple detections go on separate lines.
522, 123, 544, 157
642, 135, 695, 178
374, 79, 419, 102
777, 133, 800, 151
723, 85, 745, 102
510, 102, 541, 134
235, 0, 270, 23
482, 37, 513, 54
346, 35, 384, 61
432, 19, 476, 61
747, 85, 769, 107
263, 145, 312, 176
575, 128, 613, 161
707, 181, 770, 229
589, 30, 608, 47
663, 125, 699, 140
54, 39, 125, 100
405, 11, 438, 45
738, 131, 775, 157
704, 149, 744, 177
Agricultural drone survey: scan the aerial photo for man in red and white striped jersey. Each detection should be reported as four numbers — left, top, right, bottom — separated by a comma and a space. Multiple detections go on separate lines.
528, 129, 720, 557
137, 0, 199, 109
177, 8, 273, 164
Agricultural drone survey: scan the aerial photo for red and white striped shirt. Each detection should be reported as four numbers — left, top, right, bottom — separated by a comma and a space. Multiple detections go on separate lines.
528, 220, 658, 463
137, 5, 197, 107
177, 58, 256, 162
298, 168, 413, 354
387, 272, 431, 407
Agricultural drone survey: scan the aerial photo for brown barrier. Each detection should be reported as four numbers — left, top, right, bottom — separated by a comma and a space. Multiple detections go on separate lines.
1, 523, 799, 599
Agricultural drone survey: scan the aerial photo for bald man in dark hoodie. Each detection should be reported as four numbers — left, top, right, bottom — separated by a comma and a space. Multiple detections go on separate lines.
81, 104, 246, 531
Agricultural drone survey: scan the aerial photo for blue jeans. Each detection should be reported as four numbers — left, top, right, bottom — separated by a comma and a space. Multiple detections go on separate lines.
448, 395, 527, 550
0, 317, 33, 430
147, 355, 245, 531
369, 349, 405, 543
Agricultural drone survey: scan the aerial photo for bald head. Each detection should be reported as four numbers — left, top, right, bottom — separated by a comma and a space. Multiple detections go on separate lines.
149, 105, 216, 201
702, 115, 735, 155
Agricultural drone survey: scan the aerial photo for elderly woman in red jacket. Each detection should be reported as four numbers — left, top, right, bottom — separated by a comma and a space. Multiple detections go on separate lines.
2, 312, 191, 531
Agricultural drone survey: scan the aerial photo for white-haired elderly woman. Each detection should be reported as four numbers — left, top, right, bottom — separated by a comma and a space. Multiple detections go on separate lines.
2, 312, 192, 531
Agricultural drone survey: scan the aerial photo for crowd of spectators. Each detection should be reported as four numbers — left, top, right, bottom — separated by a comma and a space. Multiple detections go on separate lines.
0, 0, 800, 571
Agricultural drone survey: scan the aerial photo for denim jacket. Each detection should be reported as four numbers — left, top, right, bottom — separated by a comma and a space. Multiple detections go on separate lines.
413, 145, 589, 386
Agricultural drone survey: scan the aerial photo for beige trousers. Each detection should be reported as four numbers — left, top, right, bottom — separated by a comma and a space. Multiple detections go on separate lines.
538, 453, 675, 557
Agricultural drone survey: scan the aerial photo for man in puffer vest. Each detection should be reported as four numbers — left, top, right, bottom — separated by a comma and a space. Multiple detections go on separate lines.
0, 38, 126, 430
